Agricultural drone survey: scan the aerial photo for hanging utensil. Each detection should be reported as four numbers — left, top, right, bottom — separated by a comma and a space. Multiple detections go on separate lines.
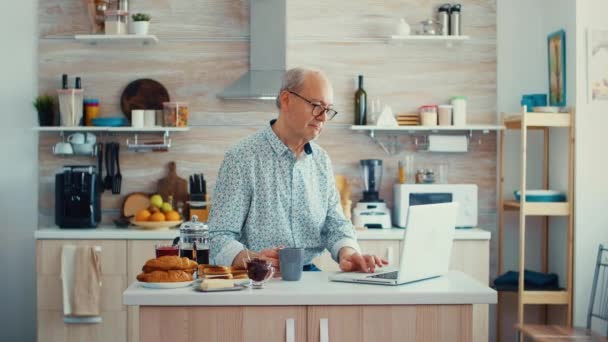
97, 142, 104, 193
103, 142, 113, 190
112, 143, 122, 194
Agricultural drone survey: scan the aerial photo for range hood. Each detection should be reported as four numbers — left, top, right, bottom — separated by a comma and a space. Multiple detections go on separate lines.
217, 0, 286, 100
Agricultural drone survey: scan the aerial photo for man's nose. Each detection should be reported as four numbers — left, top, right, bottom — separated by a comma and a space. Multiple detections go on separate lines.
315, 110, 329, 122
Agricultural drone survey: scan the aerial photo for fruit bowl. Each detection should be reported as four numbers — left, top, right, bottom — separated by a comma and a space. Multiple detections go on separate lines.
130, 218, 183, 230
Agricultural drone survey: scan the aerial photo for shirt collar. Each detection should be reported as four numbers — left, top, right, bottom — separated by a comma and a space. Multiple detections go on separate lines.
264, 119, 313, 156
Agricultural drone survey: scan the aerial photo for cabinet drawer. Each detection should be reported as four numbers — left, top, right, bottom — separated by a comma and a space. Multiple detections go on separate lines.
37, 240, 127, 275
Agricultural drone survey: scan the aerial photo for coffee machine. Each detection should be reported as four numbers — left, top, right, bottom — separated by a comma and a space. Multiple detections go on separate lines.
352, 159, 392, 229
55, 165, 101, 228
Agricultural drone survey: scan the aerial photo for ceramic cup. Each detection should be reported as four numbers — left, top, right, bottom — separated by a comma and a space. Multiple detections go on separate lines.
279, 247, 304, 281
53, 142, 73, 155
67, 132, 96, 145
131, 110, 145, 128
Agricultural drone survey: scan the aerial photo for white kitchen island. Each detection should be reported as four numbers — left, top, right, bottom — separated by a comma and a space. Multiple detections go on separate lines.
123, 271, 496, 342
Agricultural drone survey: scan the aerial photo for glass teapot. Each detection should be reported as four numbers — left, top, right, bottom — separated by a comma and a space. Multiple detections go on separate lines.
172, 215, 209, 265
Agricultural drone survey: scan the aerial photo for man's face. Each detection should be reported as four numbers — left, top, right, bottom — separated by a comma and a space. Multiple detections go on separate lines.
281, 73, 334, 142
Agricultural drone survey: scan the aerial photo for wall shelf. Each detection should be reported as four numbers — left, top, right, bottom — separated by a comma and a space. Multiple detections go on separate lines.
34, 126, 189, 133
74, 34, 159, 45
389, 35, 470, 47
34, 126, 189, 153
350, 125, 503, 155
351, 124, 503, 135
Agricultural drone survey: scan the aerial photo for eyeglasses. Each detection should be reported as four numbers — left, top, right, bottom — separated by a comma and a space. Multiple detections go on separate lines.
287, 91, 338, 120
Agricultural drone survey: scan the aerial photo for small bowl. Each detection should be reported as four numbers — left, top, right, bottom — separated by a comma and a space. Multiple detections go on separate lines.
532, 106, 560, 113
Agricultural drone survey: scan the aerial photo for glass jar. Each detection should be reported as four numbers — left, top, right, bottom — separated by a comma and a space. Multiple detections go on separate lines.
163, 102, 189, 127
173, 215, 209, 265
104, 10, 128, 35
419, 105, 438, 126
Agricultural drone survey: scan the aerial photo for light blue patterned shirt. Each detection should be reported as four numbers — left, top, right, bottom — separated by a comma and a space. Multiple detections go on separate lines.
209, 120, 360, 266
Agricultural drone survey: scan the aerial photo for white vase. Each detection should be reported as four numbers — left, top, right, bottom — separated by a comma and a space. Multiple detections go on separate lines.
130, 21, 150, 35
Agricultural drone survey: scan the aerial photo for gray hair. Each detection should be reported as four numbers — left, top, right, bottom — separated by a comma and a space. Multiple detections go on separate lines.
275, 67, 323, 109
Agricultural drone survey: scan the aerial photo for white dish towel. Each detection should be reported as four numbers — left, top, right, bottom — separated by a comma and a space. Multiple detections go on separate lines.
61, 245, 103, 324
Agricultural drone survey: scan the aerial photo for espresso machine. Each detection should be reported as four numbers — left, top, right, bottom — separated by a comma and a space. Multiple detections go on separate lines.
352, 159, 392, 229
55, 165, 101, 228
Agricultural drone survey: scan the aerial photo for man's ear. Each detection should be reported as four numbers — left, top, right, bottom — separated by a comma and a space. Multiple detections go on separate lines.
279, 90, 290, 110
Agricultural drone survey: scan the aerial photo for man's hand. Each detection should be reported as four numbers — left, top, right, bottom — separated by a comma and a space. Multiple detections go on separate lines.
338, 247, 388, 273
231, 246, 283, 270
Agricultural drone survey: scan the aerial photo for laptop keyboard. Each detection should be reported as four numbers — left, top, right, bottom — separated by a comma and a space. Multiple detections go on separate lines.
369, 271, 399, 279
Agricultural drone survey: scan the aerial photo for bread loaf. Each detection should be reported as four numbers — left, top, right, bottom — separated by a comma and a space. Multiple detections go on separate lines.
142, 256, 197, 273
137, 270, 193, 283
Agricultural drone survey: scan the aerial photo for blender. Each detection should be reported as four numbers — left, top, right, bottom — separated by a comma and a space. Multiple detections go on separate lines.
352, 159, 392, 229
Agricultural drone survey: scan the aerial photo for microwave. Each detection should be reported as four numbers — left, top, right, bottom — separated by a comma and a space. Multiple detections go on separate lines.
393, 184, 478, 228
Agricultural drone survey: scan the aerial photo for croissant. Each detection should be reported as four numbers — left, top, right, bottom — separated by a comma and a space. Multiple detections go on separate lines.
137, 270, 193, 283
142, 256, 198, 273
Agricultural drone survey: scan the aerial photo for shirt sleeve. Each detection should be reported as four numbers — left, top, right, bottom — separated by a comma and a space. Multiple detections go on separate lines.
208, 150, 251, 266
321, 154, 361, 262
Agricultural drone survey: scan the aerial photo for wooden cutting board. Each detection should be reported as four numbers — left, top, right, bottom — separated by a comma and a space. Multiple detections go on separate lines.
120, 78, 170, 121
157, 161, 188, 208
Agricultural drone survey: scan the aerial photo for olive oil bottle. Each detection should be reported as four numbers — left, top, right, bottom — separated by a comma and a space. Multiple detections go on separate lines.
354, 75, 367, 125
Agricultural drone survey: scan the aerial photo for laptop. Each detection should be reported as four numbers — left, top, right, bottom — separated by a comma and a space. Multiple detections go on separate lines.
329, 202, 458, 286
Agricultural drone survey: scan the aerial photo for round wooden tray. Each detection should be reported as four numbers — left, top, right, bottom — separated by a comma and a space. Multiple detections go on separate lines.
130, 218, 182, 230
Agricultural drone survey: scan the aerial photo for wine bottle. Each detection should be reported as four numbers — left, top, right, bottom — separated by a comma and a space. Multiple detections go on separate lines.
354, 75, 367, 125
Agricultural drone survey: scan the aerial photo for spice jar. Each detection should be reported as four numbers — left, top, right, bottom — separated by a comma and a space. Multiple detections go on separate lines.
163, 102, 189, 127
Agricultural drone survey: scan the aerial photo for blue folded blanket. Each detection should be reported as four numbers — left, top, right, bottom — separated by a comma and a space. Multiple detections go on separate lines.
493, 269, 559, 288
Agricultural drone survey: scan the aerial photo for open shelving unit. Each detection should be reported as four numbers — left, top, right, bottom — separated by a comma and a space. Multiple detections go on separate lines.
34, 126, 190, 153
497, 107, 575, 341
351, 124, 504, 155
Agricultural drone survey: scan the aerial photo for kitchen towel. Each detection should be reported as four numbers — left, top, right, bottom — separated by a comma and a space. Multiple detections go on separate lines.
61, 245, 103, 323
428, 135, 468, 152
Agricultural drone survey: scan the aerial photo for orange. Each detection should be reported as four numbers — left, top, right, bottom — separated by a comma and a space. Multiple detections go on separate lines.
165, 210, 180, 221
135, 209, 151, 222
149, 212, 166, 222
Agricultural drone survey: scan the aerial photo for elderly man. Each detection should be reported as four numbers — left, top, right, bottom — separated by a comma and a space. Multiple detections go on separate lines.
209, 67, 387, 273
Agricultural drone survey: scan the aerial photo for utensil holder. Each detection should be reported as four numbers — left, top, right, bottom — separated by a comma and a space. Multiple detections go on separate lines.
57, 89, 84, 126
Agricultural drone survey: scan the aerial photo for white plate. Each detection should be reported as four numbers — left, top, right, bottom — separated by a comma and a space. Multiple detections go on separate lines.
139, 280, 194, 289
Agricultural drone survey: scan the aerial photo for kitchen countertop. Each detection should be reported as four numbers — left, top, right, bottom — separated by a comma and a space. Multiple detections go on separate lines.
123, 271, 496, 307
35, 227, 491, 240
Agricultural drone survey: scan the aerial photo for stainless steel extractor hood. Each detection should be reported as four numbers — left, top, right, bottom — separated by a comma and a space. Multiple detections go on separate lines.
217, 0, 286, 100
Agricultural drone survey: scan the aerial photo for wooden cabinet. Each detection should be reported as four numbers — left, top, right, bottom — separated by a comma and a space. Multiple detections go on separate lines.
36, 240, 128, 342
126, 240, 172, 342
140, 306, 307, 342
138, 305, 472, 342
311, 238, 490, 342
307, 305, 472, 342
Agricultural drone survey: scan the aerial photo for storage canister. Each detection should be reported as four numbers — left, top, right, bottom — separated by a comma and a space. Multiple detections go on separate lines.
419, 105, 438, 127
163, 102, 189, 127
437, 104, 452, 126
451, 96, 467, 126
84, 99, 99, 126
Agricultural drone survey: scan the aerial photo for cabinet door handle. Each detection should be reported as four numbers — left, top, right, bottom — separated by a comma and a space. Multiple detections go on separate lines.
320, 318, 329, 342
286, 318, 295, 342
385, 246, 394, 265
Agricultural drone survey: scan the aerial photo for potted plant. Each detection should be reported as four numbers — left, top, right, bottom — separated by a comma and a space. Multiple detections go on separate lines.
130, 13, 151, 35
33, 95, 55, 126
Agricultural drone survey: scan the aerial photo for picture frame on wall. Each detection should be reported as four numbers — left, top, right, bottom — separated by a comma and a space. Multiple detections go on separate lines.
547, 30, 566, 106
586, 28, 608, 103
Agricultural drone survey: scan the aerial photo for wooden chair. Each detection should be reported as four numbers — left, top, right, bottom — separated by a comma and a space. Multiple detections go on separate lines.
515, 243, 608, 341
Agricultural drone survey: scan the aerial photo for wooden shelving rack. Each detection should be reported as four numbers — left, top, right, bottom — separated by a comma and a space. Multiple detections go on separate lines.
497, 107, 575, 340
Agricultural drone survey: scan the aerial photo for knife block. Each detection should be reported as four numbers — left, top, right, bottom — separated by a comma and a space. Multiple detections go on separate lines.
187, 194, 210, 222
